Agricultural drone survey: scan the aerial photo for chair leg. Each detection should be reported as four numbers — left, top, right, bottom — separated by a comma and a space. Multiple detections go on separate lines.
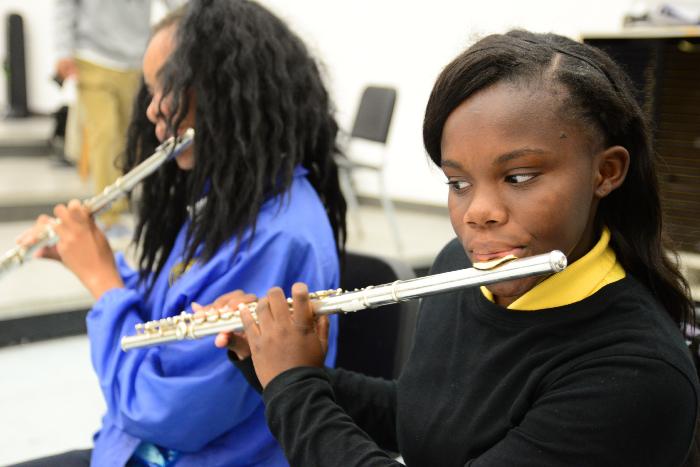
338, 166, 364, 239
378, 171, 403, 255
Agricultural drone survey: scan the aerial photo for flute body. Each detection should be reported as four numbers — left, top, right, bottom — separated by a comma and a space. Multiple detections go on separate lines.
121, 250, 567, 351
0, 129, 194, 278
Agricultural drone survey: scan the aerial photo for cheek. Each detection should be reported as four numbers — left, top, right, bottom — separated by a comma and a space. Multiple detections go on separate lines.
519, 181, 593, 249
181, 106, 196, 130
447, 193, 466, 234
523, 188, 560, 220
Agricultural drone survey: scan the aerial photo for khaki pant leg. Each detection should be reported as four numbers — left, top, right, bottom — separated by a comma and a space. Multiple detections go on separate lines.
116, 71, 141, 145
76, 60, 138, 226
111, 69, 141, 223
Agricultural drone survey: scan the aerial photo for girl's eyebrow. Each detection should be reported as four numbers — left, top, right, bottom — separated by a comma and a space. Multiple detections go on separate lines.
494, 148, 547, 165
441, 158, 464, 169
441, 147, 548, 169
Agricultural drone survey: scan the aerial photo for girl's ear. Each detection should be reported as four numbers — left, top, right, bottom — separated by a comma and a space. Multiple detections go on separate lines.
594, 145, 630, 198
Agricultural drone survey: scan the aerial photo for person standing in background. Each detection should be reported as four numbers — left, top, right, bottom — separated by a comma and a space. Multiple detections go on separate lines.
53, 0, 183, 229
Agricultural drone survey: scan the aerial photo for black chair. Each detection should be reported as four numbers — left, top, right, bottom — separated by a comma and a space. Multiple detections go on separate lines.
350, 85, 396, 143
4, 13, 29, 118
334, 251, 418, 380
336, 86, 403, 254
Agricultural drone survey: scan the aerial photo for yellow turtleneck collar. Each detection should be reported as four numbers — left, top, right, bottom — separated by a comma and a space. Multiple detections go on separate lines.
480, 227, 626, 310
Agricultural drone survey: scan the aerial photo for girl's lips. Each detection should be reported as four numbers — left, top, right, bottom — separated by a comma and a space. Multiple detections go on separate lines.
155, 125, 167, 143
156, 124, 189, 143
155, 121, 173, 143
470, 247, 525, 262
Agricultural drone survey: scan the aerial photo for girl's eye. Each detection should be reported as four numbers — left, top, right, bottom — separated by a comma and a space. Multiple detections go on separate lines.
505, 173, 536, 184
446, 180, 471, 192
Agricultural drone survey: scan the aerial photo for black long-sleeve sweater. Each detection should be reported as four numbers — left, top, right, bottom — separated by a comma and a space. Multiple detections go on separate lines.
238, 239, 699, 466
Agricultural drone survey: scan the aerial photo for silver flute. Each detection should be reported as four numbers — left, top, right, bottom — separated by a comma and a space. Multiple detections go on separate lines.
121, 250, 567, 351
0, 128, 195, 278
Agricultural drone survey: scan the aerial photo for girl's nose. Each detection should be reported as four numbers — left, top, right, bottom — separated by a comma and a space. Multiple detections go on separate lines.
463, 187, 507, 228
146, 95, 159, 124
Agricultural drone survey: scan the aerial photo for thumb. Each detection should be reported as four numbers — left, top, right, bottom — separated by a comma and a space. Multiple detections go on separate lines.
214, 332, 231, 349
317, 314, 329, 356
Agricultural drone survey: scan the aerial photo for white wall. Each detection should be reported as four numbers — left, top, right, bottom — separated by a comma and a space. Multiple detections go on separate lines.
258, 0, 635, 206
0, 0, 635, 206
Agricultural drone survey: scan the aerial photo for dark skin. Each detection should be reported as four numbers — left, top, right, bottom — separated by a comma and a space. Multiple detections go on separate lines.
442, 81, 629, 306
16, 201, 124, 299
215, 80, 630, 387
212, 284, 329, 388
195, 290, 258, 358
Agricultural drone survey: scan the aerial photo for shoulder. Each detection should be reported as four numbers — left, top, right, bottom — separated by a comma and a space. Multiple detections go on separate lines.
259, 176, 328, 230
532, 352, 698, 465
561, 352, 698, 401
527, 353, 698, 466
225, 176, 338, 267
591, 277, 698, 377
252, 176, 336, 249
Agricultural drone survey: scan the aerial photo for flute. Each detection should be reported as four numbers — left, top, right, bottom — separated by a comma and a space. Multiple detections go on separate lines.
0, 128, 195, 278
121, 250, 567, 351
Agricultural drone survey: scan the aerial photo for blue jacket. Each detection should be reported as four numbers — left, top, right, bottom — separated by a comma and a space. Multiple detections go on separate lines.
86, 168, 339, 466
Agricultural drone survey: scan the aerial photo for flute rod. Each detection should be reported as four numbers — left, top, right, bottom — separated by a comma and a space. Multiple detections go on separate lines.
120, 250, 567, 351
0, 129, 194, 278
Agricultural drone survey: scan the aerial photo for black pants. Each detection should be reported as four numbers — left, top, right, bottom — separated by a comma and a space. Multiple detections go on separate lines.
7, 449, 92, 467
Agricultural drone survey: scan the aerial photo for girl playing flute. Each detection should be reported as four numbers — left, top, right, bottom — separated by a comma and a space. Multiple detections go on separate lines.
218, 29, 699, 466
14, 1, 345, 465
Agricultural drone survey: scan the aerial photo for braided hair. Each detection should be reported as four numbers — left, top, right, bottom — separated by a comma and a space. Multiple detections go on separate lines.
423, 30, 694, 331
123, 0, 346, 290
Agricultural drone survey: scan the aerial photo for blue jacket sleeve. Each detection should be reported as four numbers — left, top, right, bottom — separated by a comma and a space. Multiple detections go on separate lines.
114, 253, 141, 291
87, 229, 339, 451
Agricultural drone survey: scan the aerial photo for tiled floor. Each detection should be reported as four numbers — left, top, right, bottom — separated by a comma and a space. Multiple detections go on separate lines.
0, 221, 93, 319
0, 152, 454, 464
0, 156, 91, 207
0, 335, 103, 465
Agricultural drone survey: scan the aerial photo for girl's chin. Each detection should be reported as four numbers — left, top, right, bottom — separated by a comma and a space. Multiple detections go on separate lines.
174, 150, 194, 170
486, 277, 541, 306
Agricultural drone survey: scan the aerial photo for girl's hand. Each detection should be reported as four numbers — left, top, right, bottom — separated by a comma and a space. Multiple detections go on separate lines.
16, 214, 62, 262
239, 282, 329, 389
199, 290, 257, 359
48, 200, 123, 299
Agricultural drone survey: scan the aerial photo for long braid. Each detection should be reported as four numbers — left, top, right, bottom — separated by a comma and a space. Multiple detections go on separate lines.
123, 0, 345, 292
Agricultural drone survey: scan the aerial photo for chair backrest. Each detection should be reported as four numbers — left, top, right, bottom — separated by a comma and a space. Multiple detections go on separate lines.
334, 251, 418, 380
350, 86, 397, 144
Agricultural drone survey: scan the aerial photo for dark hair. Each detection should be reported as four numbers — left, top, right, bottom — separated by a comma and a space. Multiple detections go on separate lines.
423, 30, 694, 330
124, 0, 346, 290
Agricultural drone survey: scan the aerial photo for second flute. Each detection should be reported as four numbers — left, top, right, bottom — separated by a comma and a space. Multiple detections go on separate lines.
121, 250, 567, 351
0, 128, 194, 278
